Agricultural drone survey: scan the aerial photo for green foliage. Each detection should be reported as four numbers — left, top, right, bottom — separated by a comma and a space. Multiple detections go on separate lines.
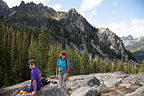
117, 58, 124, 71
0, 21, 142, 88
111, 59, 117, 72
36, 27, 49, 76
139, 60, 144, 72
80, 49, 91, 74
47, 43, 62, 76
131, 65, 138, 74
66, 43, 81, 75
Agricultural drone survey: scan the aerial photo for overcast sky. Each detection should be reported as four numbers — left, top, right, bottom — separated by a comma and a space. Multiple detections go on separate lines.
3, 0, 144, 38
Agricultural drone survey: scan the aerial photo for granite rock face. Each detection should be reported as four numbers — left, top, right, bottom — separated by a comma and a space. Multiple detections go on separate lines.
67, 72, 144, 96
16, 84, 69, 96
1, 72, 144, 96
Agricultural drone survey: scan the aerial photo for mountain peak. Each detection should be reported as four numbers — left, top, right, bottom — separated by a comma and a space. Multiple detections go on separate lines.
66, 8, 80, 20
20, 1, 25, 6
121, 35, 134, 41
68, 8, 79, 15
0, 0, 9, 9
68, 8, 77, 12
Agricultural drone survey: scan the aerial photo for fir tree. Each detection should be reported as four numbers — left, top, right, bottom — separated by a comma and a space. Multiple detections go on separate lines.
80, 49, 90, 74
131, 65, 138, 74
112, 59, 117, 72
117, 58, 124, 71
36, 27, 49, 76
28, 34, 37, 59
66, 43, 81, 75
139, 60, 144, 73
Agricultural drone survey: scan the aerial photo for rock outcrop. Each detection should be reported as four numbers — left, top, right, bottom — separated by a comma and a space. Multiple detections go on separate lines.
16, 84, 69, 96
1, 72, 143, 96
0, 80, 69, 96
67, 72, 144, 96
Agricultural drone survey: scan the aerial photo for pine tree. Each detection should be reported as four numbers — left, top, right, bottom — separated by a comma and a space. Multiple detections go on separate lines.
66, 43, 81, 75
28, 34, 37, 59
0, 22, 6, 87
80, 49, 90, 74
124, 55, 129, 73
139, 60, 144, 73
127, 61, 131, 74
19, 32, 30, 81
47, 43, 62, 76
92, 56, 102, 73
36, 27, 49, 76
10, 29, 17, 82
92, 57, 97, 73
117, 58, 124, 71
131, 65, 138, 74
112, 59, 117, 72
103, 58, 110, 72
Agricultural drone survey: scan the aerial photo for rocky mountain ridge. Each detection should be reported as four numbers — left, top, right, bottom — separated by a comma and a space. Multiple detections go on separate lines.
0, 0, 135, 60
121, 35, 144, 61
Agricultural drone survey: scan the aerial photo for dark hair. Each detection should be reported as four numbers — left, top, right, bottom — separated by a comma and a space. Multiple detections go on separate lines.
28, 59, 36, 65
59, 51, 66, 59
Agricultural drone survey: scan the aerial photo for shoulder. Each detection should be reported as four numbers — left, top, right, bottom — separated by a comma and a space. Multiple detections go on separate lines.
36, 68, 40, 72
57, 59, 60, 64
31, 69, 35, 74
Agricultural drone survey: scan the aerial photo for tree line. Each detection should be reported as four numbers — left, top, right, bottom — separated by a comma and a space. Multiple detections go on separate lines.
0, 21, 144, 88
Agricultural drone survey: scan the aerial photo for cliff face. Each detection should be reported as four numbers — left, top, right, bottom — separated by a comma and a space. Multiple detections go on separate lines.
0, 0, 135, 60
0, 0, 9, 19
0, 72, 144, 96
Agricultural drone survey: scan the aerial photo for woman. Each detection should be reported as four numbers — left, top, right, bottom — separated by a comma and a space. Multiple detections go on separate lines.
56, 51, 69, 90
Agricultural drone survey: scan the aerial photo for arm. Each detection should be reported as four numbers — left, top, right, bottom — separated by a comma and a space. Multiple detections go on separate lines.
56, 64, 58, 79
66, 65, 69, 80
31, 80, 37, 96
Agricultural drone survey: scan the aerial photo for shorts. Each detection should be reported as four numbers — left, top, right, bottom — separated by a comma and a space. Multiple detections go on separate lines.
20, 87, 32, 94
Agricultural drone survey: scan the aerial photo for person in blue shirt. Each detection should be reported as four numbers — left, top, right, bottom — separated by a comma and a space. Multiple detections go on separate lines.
56, 51, 69, 90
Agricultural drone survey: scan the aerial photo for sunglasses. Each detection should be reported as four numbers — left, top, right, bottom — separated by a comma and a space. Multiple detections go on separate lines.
29, 63, 34, 66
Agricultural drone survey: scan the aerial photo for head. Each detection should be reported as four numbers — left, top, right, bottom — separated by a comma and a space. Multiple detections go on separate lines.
28, 59, 36, 69
59, 51, 66, 60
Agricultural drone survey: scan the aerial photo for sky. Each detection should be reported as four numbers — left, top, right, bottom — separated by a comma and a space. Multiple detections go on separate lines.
3, 0, 144, 38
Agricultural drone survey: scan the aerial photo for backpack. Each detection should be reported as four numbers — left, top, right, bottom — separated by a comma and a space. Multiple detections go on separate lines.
41, 77, 50, 86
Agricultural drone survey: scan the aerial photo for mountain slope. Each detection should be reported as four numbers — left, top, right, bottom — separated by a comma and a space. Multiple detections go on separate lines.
0, 0, 9, 19
0, 0, 136, 60
121, 35, 144, 61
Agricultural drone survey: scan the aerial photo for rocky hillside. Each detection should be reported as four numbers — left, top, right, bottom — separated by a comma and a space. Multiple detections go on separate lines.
0, 72, 144, 96
121, 35, 144, 61
0, 0, 135, 60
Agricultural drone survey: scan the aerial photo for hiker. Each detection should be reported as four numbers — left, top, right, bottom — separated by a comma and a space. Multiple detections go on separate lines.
56, 51, 69, 90
20, 59, 41, 96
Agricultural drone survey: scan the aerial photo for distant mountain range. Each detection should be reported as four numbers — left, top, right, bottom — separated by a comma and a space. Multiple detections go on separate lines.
121, 35, 144, 61
0, 0, 136, 60
121, 35, 134, 41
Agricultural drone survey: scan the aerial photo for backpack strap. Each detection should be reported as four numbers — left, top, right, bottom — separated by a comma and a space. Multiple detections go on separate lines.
58, 59, 67, 69
58, 59, 60, 69
66, 59, 67, 68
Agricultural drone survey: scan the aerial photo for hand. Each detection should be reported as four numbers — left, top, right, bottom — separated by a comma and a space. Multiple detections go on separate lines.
56, 75, 58, 79
65, 75, 68, 81
31, 91, 36, 96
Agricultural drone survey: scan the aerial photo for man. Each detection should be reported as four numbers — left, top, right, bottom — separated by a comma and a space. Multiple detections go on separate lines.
56, 51, 69, 90
20, 59, 41, 96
